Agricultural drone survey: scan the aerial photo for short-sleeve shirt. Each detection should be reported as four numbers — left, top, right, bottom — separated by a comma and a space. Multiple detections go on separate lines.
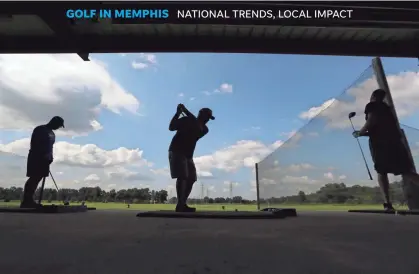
169, 116, 209, 158
29, 125, 55, 160
364, 101, 400, 141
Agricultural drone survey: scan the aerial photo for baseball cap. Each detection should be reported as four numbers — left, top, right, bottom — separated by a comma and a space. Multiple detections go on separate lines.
199, 108, 215, 120
50, 116, 65, 128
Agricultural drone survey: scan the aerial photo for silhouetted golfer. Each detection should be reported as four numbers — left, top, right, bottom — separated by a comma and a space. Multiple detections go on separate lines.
21, 116, 64, 208
353, 89, 419, 210
169, 104, 214, 212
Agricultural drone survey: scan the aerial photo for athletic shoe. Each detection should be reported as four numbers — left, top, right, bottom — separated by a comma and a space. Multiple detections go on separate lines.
383, 202, 395, 211
175, 204, 196, 212
20, 200, 42, 209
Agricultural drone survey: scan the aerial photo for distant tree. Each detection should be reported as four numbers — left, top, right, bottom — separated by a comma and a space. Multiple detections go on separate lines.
298, 191, 307, 203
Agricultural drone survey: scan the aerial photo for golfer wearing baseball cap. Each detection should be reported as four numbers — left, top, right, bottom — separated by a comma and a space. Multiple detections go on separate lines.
21, 116, 64, 208
168, 104, 214, 212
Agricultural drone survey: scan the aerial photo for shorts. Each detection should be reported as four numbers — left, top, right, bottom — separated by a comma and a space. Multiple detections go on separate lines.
26, 153, 50, 178
168, 151, 197, 182
369, 138, 414, 175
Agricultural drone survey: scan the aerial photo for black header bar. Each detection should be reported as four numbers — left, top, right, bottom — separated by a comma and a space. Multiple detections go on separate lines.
1, 1, 419, 28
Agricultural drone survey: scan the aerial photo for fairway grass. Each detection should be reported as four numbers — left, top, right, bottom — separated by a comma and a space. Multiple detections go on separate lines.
0, 201, 405, 211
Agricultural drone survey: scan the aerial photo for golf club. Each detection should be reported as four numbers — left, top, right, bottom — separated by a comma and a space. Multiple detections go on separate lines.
348, 112, 373, 180
49, 171, 69, 206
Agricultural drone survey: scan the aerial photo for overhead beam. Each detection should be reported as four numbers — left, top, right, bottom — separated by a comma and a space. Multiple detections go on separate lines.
77, 52, 90, 61
36, 13, 90, 61
1, 35, 419, 58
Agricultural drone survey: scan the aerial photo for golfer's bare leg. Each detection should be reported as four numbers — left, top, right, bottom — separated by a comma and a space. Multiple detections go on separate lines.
184, 180, 195, 203
22, 176, 43, 206
176, 178, 187, 207
377, 172, 391, 204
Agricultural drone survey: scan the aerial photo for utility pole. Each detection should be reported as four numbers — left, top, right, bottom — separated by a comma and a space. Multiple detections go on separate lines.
200, 182, 204, 201
229, 181, 233, 204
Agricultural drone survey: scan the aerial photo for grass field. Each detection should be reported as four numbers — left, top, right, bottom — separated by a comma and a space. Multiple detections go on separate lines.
0, 201, 405, 211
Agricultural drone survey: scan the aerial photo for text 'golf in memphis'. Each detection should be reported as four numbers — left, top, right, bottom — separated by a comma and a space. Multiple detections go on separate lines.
65, 9, 170, 20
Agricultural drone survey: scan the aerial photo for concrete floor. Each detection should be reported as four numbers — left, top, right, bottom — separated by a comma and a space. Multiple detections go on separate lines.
1, 210, 419, 274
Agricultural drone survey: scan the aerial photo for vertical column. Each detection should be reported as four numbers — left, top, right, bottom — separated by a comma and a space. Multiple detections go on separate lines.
372, 57, 419, 209
255, 163, 261, 210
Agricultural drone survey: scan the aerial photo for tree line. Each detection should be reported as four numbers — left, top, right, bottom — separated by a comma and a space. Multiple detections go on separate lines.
261, 181, 406, 205
0, 186, 254, 204
0, 180, 406, 205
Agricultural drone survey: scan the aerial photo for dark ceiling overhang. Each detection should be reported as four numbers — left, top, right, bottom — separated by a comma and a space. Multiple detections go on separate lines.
1, 1, 419, 58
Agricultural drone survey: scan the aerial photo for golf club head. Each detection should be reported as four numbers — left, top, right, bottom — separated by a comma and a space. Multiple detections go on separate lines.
348, 112, 356, 119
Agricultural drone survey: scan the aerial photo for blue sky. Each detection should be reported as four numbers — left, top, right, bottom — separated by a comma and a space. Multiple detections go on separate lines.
0, 53, 418, 199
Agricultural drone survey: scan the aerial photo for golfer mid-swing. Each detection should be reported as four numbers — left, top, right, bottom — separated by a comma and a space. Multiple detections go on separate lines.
169, 104, 214, 212
353, 89, 419, 210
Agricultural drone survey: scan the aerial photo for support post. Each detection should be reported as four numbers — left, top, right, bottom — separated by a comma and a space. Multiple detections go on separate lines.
372, 57, 419, 209
255, 163, 261, 210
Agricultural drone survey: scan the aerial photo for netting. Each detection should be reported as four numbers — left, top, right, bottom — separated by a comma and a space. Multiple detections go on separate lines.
257, 65, 419, 206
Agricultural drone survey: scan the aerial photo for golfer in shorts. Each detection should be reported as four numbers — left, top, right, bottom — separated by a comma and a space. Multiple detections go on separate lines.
21, 116, 65, 208
353, 89, 419, 210
168, 104, 214, 212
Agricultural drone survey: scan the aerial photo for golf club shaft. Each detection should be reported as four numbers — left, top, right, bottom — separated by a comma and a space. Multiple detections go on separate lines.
49, 171, 59, 192
49, 171, 68, 205
349, 119, 373, 180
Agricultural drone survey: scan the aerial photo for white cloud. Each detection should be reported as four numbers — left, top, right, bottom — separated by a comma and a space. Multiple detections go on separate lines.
299, 99, 336, 120
150, 167, 170, 177
139, 53, 157, 64
194, 139, 281, 173
282, 175, 317, 184
324, 172, 334, 180
215, 83, 233, 94
271, 140, 285, 149
0, 138, 150, 169
197, 170, 213, 178
189, 97, 196, 101
106, 166, 153, 182
288, 163, 314, 172
0, 54, 140, 136
338, 175, 347, 180
299, 71, 419, 129
131, 62, 148, 70
178, 93, 184, 97
84, 174, 100, 182
205, 83, 234, 96
131, 53, 158, 70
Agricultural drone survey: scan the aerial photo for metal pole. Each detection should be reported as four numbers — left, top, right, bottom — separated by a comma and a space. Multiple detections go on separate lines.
255, 163, 261, 210
372, 57, 418, 209
372, 58, 415, 170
